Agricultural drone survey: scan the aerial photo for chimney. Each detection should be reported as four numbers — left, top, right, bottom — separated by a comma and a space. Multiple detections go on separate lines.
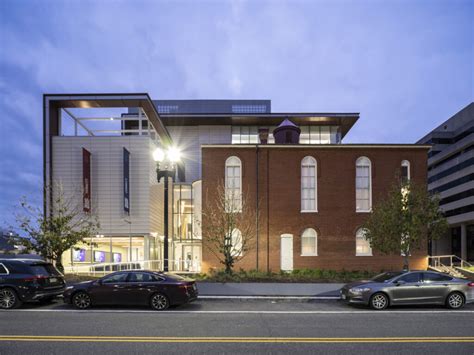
258, 128, 269, 144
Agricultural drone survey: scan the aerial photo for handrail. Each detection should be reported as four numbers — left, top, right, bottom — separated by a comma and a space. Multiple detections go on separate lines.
428, 255, 473, 269
63, 259, 202, 276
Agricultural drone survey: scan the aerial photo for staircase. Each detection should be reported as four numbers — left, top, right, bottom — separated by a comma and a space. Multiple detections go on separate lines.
428, 255, 473, 279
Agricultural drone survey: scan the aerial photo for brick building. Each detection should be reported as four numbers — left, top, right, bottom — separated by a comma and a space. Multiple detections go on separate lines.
44, 94, 429, 274
201, 145, 429, 272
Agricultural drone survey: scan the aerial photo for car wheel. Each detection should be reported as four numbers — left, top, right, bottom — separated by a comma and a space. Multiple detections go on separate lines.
370, 293, 389, 310
0, 288, 22, 309
446, 292, 465, 310
72, 292, 92, 310
150, 293, 169, 311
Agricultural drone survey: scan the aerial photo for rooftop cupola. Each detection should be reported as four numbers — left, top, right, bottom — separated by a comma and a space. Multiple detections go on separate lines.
273, 118, 301, 144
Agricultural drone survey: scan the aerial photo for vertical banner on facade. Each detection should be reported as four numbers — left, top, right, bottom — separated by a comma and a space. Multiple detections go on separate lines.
123, 148, 130, 215
82, 148, 91, 213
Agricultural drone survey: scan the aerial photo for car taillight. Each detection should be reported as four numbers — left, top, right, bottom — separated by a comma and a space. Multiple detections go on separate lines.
23, 276, 46, 282
467, 282, 474, 287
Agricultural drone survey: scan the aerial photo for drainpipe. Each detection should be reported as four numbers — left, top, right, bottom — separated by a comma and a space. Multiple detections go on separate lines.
256, 144, 259, 271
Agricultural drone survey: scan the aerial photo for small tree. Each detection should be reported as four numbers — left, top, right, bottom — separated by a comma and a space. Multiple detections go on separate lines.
363, 180, 448, 270
201, 183, 256, 274
10, 182, 100, 273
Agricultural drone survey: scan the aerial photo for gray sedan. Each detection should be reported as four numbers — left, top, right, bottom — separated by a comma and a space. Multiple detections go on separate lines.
340, 270, 474, 310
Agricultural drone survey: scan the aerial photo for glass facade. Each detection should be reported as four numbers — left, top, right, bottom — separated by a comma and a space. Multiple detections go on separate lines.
231, 125, 340, 144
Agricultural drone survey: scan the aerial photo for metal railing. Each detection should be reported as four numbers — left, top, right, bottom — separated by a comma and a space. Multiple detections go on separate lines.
428, 255, 473, 269
63, 259, 201, 276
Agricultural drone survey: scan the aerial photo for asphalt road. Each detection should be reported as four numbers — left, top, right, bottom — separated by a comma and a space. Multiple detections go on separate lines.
0, 299, 473, 354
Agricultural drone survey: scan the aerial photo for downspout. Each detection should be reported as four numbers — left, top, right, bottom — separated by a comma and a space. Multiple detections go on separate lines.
266, 149, 270, 273
256, 145, 259, 271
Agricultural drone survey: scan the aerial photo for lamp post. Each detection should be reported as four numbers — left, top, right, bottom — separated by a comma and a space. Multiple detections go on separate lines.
153, 147, 181, 272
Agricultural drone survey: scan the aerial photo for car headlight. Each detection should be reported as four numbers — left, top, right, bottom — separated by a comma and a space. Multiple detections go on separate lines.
349, 287, 371, 294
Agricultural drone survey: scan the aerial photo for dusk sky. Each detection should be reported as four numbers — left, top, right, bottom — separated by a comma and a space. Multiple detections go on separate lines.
0, 0, 472, 227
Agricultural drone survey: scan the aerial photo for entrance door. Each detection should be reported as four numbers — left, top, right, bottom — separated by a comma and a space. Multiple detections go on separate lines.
280, 234, 293, 272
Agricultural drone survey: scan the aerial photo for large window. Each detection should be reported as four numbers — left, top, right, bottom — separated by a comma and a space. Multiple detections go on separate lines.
356, 156, 372, 212
232, 126, 275, 144
301, 228, 318, 256
301, 156, 317, 212
401, 160, 410, 185
225, 156, 242, 212
299, 126, 340, 144
356, 228, 372, 256
231, 228, 243, 256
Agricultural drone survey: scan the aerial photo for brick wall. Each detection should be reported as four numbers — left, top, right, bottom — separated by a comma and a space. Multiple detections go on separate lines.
201, 146, 430, 273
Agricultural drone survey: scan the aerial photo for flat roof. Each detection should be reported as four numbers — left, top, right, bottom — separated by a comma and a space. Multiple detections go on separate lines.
201, 144, 431, 149
160, 112, 359, 138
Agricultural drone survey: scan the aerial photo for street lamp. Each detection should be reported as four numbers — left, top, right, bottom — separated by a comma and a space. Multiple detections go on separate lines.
153, 146, 181, 272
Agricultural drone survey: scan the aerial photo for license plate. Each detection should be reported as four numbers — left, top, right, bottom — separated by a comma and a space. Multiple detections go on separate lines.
341, 294, 346, 300
50, 278, 58, 283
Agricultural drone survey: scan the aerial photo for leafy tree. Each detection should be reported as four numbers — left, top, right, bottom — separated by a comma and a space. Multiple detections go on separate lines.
201, 183, 256, 274
10, 182, 99, 273
362, 180, 448, 270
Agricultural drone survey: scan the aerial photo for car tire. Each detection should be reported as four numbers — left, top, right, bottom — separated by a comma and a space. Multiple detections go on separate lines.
0, 288, 22, 309
150, 293, 169, 311
72, 291, 92, 310
370, 292, 389, 310
446, 292, 465, 310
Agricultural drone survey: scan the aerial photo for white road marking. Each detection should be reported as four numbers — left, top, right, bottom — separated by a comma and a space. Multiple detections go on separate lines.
1, 309, 473, 314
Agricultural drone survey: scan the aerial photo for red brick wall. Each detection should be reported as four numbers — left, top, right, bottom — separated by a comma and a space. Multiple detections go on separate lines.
201, 146, 429, 273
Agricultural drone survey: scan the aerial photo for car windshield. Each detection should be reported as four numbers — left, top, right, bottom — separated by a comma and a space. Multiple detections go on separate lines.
371, 272, 405, 282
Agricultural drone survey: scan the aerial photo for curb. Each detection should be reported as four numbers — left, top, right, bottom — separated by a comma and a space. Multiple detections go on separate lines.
197, 295, 341, 300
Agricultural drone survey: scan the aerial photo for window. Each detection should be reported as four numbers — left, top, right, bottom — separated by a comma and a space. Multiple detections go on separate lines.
396, 272, 421, 283
225, 156, 242, 212
301, 156, 317, 212
102, 272, 128, 284
128, 272, 162, 282
231, 228, 243, 256
401, 160, 410, 184
356, 228, 372, 256
356, 157, 372, 212
423, 272, 452, 283
301, 228, 318, 256
0, 263, 8, 275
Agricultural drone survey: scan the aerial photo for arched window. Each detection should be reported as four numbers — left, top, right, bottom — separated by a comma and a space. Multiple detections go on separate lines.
401, 160, 410, 184
225, 156, 242, 212
301, 228, 318, 256
356, 228, 372, 256
231, 228, 243, 256
356, 156, 372, 212
301, 156, 317, 212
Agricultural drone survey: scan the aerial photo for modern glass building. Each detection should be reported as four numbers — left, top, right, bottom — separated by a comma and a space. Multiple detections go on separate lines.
418, 103, 474, 262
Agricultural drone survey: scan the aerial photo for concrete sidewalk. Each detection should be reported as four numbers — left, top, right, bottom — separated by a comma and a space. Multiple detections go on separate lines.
196, 282, 344, 298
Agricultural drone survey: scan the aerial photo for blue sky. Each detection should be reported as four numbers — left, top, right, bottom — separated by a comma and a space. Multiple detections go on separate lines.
0, 0, 472, 227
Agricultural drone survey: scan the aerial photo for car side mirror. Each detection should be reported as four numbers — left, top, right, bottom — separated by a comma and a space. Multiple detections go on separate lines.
395, 280, 406, 286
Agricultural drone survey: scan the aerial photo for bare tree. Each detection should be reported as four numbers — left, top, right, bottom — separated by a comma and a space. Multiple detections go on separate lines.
9, 181, 100, 273
201, 182, 256, 274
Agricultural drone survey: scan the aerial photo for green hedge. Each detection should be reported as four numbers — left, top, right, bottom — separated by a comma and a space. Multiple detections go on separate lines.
193, 268, 378, 283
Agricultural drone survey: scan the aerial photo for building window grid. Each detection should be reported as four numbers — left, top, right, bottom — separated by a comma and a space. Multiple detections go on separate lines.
232, 105, 267, 113
173, 184, 195, 242
356, 228, 372, 256
300, 126, 340, 144
301, 156, 317, 212
157, 105, 179, 114
232, 126, 275, 144
301, 228, 318, 256
356, 157, 372, 212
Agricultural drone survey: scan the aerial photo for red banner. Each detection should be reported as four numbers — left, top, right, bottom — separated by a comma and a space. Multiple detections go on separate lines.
82, 148, 91, 212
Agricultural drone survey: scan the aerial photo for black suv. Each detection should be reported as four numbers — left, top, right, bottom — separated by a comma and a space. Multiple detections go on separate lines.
0, 258, 66, 309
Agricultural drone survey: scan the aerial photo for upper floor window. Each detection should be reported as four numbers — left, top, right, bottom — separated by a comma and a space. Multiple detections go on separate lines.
401, 160, 410, 185
356, 156, 372, 212
225, 156, 242, 212
356, 228, 372, 256
301, 156, 317, 212
301, 228, 318, 256
299, 126, 341, 144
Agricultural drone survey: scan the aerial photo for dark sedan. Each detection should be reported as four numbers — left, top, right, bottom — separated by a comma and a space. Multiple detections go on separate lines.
64, 270, 198, 310
341, 270, 474, 310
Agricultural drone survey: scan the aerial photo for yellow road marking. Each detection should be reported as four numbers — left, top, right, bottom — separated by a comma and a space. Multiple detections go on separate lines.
0, 336, 473, 343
